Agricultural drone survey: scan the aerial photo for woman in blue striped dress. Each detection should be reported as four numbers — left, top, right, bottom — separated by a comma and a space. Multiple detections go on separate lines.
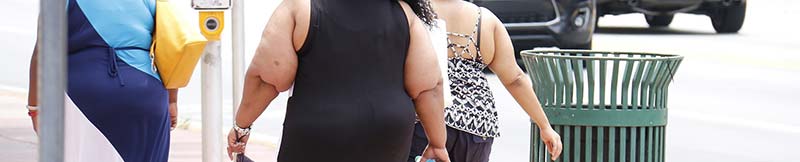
27, 0, 176, 161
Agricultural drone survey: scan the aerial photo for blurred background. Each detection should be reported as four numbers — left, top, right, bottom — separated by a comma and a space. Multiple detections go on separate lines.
1, 0, 798, 161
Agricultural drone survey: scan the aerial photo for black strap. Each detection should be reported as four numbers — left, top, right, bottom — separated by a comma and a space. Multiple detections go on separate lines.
476, 7, 482, 50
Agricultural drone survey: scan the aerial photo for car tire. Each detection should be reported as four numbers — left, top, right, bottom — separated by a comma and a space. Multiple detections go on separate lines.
595, 15, 601, 31
645, 15, 674, 28
711, 1, 747, 33
566, 41, 593, 50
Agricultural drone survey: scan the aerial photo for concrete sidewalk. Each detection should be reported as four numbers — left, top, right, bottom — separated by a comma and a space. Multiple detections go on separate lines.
0, 90, 278, 162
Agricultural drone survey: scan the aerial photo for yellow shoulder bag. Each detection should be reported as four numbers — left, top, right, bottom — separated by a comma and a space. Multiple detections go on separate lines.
151, 0, 208, 89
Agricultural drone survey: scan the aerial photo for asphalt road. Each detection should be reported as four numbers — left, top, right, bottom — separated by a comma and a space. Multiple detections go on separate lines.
1, 0, 798, 161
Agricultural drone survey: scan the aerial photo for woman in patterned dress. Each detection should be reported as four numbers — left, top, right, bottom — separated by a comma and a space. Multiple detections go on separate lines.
409, 0, 563, 162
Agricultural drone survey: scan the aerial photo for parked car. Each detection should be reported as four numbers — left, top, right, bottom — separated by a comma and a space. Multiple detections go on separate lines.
596, 0, 747, 33
472, 0, 597, 65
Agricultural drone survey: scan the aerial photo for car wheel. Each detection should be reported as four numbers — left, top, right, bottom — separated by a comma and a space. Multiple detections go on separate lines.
565, 41, 593, 50
711, 0, 747, 33
595, 15, 601, 31
645, 15, 674, 28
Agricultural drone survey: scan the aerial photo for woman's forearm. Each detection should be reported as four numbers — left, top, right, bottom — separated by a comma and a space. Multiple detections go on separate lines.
414, 81, 447, 148
234, 69, 279, 128
28, 45, 39, 106
505, 74, 553, 130
168, 89, 178, 104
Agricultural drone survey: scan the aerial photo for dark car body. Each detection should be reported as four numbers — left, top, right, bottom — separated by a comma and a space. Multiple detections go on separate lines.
596, 0, 747, 33
472, 0, 597, 63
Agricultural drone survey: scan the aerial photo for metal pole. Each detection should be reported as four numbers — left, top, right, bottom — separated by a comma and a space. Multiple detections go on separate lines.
231, 0, 245, 114
201, 41, 223, 162
38, 0, 67, 161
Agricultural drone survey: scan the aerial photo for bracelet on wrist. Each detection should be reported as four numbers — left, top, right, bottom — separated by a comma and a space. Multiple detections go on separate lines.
27, 105, 39, 117
233, 123, 251, 139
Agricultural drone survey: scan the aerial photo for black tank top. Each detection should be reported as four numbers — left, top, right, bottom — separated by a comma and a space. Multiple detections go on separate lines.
278, 0, 416, 161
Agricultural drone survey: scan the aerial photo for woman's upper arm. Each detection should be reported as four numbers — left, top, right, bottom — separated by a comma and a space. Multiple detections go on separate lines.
249, 0, 303, 92
399, 2, 442, 99
486, 12, 526, 85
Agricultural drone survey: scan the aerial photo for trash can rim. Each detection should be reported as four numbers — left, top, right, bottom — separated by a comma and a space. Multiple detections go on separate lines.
521, 49, 684, 61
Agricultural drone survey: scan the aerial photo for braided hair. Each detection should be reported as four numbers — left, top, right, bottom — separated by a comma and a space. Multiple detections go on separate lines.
401, 0, 439, 27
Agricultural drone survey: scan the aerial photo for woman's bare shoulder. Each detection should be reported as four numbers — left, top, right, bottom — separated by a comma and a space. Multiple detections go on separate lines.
474, 4, 503, 28
449, 1, 503, 31
282, 0, 309, 14
396, 0, 419, 27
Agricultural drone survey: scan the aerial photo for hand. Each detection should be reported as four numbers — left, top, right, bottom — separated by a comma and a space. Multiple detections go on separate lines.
169, 103, 178, 130
540, 127, 563, 161
226, 128, 250, 160
29, 111, 39, 133
420, 145, 450, 162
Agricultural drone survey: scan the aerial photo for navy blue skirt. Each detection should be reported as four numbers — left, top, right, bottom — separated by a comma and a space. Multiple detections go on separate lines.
408, 123, 494, 162
67, 49, 170, 162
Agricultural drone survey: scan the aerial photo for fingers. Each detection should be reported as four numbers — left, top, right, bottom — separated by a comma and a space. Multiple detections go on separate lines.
548, 137, 563, 161
240, 135, 250, 147
169, 103, 178, 130
545, 140, 554, 160
556, 139, 563, 160
170, 119, 177, 130
227, 144, 234, 160
439, 149, 451, 162
420, 156, 441, 162
226, 129, 249, 160
421, 146, 444, 162
227, 130, 244, 160
421, 147, 449, 162
227, 132, 236, 160
419, 156, 431, 162
439, 156, 451, 162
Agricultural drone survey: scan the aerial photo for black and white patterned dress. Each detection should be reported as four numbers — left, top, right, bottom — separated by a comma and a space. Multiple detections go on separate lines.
443, 8, 500, 138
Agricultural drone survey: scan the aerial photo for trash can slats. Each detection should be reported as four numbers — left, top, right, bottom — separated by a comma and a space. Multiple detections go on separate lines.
523, 50, 682, 162
563, 125, 571, 162
597, 127, 605, 162
631, 61, 648, 109
621, 58, 636, 110
587, 60, 596, 108
572, 59, 585, 106
611, 59, 621, 108
574, 126, 581, 162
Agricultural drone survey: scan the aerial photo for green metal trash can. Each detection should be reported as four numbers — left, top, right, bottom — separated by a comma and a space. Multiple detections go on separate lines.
521, 50, 683, 162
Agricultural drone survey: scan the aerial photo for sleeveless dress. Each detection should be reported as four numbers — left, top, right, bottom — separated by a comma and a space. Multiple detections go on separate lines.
277, 0, 415, 161
409, 7, 499, 162
64, 0, 170, 161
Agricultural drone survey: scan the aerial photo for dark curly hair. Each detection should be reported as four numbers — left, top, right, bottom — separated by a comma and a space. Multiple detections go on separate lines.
401, 0, 438, 27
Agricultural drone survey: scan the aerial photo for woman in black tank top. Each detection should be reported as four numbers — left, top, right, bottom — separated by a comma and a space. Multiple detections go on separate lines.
226, 0, 450, 162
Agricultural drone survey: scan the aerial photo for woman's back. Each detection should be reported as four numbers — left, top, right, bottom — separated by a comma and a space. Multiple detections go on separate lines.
430, 0, 509, 138
68, 0, 158, 78
411, 2, 565, 161
291, 0, 412, 101
281, 0, 416, 161
434, 1, 498, 63
62, 0, 170, 161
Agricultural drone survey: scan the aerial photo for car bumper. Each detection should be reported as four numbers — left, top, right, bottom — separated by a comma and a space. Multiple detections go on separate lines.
503, 0, 595, 54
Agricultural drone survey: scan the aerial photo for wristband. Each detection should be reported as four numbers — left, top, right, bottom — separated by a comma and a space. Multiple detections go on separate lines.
27, 105, 39, 117
233, 123, 251, 140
